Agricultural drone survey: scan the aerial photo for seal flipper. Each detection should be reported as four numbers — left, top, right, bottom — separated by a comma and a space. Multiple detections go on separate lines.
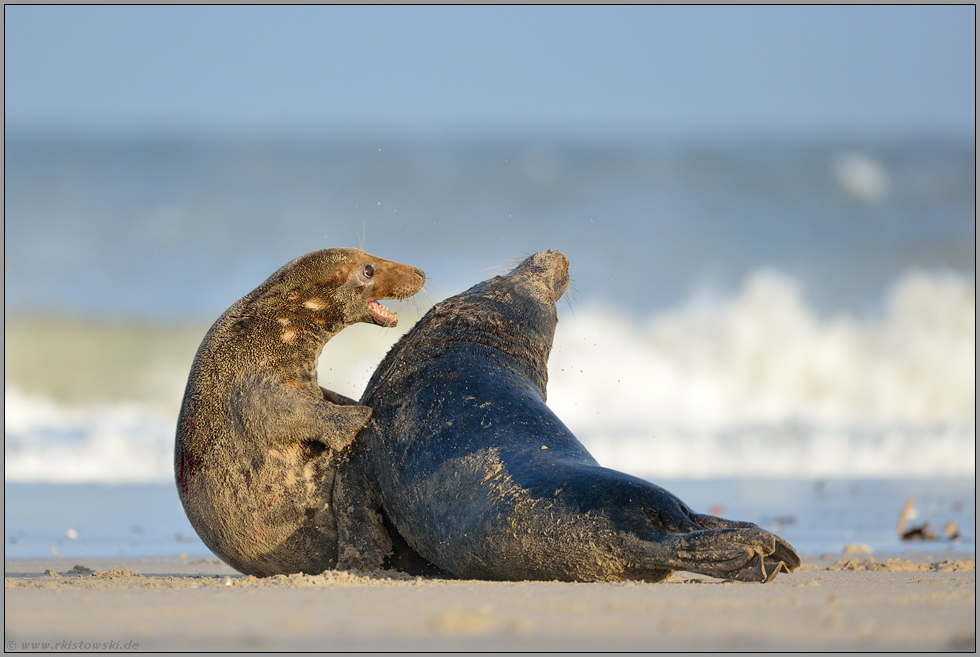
320, 386, 359, 407
771, 535, 801, 572
691, 513, 801, 572
637, 527, 795, 583
334, 464, 392, 572
234, 376, 371, 451
315, 404, 372, 451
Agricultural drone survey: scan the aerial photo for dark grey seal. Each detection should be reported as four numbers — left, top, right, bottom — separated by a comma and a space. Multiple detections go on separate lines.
336, 250, 800, 582
175, 248, 424, 577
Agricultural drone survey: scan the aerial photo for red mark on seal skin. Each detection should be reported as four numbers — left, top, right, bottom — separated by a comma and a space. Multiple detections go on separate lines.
186, 417, 196, 433
178, 456, 187, 495
179, 453, 197, 496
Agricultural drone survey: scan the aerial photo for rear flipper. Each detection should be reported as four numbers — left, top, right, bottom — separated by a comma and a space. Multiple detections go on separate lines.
691, 513, 801, 573
334, 465, 392, 572
640, 527, 798, 583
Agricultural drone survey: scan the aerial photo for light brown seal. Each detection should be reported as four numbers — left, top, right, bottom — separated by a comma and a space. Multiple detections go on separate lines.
335, 250, 800, 582
175, 247, 424, 577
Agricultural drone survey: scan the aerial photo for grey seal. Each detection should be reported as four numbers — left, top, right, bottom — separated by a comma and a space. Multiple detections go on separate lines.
335, 250, 800, 583
175, 247, 424, 577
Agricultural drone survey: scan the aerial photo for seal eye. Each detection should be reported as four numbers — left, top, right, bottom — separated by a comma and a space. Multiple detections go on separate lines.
363, 264, 374, 279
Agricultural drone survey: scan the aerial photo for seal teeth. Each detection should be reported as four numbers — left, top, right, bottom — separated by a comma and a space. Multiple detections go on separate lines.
368, 300, 397, 325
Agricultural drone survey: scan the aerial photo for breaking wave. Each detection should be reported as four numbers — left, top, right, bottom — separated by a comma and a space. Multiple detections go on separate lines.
4, 268, 975, 482
4, 391, 175, 484
550, 268, 975, 477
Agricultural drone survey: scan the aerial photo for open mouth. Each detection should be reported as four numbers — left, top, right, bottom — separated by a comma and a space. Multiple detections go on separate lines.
368, 300, 397, 327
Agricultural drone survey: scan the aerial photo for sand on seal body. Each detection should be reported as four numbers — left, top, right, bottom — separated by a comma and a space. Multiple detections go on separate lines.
175, 248, 425, 577
335, 250, 800, 583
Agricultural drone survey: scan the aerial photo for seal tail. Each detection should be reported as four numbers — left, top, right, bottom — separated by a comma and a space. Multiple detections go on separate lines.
637, 526, 799, 583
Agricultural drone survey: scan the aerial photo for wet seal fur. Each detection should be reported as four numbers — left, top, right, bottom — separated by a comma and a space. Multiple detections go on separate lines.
336, 250, 801, 582
175, 248, 424, 577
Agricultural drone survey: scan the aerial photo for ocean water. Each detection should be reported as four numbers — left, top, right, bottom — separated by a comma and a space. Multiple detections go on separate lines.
4, 134, 975, 558
4, 479, 974, 560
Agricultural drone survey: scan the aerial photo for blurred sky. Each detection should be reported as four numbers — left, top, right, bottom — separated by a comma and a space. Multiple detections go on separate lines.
4, 5, 976, 140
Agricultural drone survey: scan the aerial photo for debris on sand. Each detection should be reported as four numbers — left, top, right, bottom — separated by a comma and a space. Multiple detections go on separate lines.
897, 497, 960, 541
828, 557, 975, 572
896, 497, 961, 542
896, 497, 915, 536
65, 564, 93, 575
901, 522, 936, 541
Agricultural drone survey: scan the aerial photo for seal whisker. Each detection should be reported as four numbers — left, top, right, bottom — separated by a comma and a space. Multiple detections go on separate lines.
391, 298, 409, 326
357, 222, 367, 251
484, 256, 527, 274
559, 293, 578, 320
418, 282, 452, 304
563, 281, 582, 318
413, 290, 432, 316
567, 296, 579, 318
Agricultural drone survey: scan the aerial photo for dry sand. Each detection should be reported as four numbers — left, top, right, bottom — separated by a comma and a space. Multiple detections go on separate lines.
5, 554, 975, 652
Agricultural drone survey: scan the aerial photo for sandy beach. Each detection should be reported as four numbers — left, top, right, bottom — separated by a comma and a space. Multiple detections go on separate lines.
5, 554, 974, 652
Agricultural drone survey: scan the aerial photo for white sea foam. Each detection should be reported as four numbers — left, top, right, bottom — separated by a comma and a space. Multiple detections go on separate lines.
549, 268, 976, 477
4, 269, 975, 482
4, 389, 175, 483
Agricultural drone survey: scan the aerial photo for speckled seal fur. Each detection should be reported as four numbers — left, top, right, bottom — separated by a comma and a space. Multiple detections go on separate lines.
335, 250, 800, 583
175, 248, 424, 577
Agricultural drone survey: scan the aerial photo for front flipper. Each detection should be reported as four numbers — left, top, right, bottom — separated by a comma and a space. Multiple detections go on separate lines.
639, 527, 796, 583
317, 405, 372, 451
320, 386, 360, 407
233, 375, 372, 451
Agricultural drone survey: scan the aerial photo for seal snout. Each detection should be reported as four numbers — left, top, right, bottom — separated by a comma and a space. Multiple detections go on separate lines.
551, 252, 570, 301
510, 249, 569, 304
